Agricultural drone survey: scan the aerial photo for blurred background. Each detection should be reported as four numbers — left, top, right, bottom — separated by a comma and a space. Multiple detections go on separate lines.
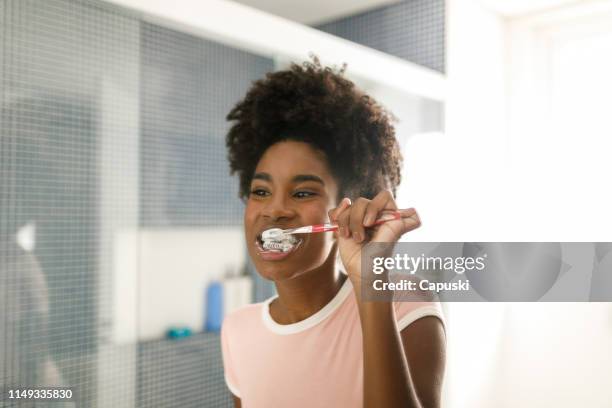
1, 0, 611, 407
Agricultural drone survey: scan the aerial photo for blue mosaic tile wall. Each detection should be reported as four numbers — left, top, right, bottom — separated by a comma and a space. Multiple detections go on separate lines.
140, 23, 272, 227
317, 0, 446, 73
1, 0, 272, 406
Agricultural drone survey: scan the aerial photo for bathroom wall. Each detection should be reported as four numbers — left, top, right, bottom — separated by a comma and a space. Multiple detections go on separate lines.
313, 0, 447, 230
1, 2, 141, 406
317, 0, 446, 73
1, 0, 271, 406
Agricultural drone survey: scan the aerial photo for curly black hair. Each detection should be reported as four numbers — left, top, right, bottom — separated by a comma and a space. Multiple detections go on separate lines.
226, 57, 402, 203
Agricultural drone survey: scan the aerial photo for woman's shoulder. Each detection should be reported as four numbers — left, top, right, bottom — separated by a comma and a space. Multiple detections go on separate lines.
222, 300, 267, 334
392, 294, 445, 333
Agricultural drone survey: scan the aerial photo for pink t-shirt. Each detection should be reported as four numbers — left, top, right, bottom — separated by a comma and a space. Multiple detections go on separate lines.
221, 277, 445, 408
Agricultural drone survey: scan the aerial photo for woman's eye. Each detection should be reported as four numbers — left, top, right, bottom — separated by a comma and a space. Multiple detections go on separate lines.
293, 191, 316, 199
250, 188, 269, 197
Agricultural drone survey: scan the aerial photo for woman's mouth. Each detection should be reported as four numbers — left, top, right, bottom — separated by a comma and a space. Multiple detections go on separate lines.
255, 233, 303, 261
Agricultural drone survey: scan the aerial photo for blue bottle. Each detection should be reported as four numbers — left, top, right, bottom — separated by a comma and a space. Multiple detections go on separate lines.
205, 281, 224, 332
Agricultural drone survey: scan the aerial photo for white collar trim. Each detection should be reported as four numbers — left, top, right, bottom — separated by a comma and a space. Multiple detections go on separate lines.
261, 276, 353, 335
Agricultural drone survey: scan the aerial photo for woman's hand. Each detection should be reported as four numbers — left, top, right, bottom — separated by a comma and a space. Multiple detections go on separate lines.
328, 190, 421, 289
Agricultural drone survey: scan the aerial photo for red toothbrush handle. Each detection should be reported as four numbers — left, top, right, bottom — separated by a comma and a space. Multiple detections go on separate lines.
308, 210, 404, 234
315, 210, 402, 232
311, 224, 338, 233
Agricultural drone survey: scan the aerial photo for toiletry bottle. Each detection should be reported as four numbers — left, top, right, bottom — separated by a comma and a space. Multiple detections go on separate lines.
222, 267, 253, 316
205, 281, 223, 332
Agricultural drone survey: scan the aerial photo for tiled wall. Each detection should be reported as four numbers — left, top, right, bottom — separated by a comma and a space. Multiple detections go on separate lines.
1, 1, 141, 406
1, 0, 272, 406
317, 0, 446, 73
141, 23, 272, 227
138, 22, 273, 407
138, 333, 228, 408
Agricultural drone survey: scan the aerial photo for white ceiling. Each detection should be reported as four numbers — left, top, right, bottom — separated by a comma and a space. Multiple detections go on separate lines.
232, 0, 593, 24
478, 0, 586, 17
230, 0, 402, 25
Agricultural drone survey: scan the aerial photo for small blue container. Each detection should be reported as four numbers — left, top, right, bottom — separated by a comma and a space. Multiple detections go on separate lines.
205, 281, 224, 332
166, 327, 193, 339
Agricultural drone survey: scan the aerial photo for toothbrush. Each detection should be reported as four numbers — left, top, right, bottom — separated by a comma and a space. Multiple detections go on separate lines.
262, 210, 403, 241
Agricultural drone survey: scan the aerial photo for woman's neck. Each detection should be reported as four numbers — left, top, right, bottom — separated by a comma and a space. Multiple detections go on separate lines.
270, 253, 347, 325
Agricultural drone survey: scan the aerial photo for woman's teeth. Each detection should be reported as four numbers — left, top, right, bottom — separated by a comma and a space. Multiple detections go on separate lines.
260, 234, 301, 253
262, 241, 292, 252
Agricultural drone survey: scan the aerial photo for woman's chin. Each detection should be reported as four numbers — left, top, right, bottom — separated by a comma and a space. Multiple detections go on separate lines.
256, 262, 305, 281
255, 259, 328, 283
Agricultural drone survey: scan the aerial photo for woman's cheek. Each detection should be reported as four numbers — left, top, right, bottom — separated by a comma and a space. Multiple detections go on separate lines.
303, 232, 334, 264
243, 201, 259, 235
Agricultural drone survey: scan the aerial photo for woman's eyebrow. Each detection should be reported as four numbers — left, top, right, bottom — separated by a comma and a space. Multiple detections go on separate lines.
252, 172, 324, 185
252, 172, 271, 181
292, 174, 325, 185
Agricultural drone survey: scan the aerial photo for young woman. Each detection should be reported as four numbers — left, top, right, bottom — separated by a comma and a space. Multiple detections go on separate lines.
222, 58, 446, 408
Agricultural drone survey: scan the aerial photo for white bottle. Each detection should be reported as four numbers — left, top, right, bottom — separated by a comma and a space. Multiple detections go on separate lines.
222, 267, 253, 316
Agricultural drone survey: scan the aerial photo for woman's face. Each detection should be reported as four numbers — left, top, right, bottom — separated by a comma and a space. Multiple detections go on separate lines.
244, 140, 339, 282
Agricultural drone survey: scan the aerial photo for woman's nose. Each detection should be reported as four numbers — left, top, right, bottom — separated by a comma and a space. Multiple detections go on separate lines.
262, 195, 295, 221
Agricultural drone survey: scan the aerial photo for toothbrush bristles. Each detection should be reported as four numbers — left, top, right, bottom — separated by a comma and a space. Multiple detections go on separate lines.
262, 228, 285, 240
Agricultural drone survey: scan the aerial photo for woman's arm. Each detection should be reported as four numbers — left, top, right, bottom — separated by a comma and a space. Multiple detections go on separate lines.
357, 297, 446, 408
400, 316, 446, 408
329, 190, 446, 408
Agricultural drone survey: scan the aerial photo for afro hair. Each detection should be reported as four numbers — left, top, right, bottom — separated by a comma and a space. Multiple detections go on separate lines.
226, 56, 402, 202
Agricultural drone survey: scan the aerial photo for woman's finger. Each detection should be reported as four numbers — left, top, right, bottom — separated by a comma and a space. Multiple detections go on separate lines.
364, 190, 397, 226
399, 207, 417, 219
401, 210, 421, 232
330, 197, 352, 238
349, 197, 370, 243
337, 205, 352, 238
328, 197, 351, 222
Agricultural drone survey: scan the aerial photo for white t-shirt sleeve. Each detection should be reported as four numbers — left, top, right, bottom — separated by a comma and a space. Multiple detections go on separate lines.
393, 300, 445, 332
